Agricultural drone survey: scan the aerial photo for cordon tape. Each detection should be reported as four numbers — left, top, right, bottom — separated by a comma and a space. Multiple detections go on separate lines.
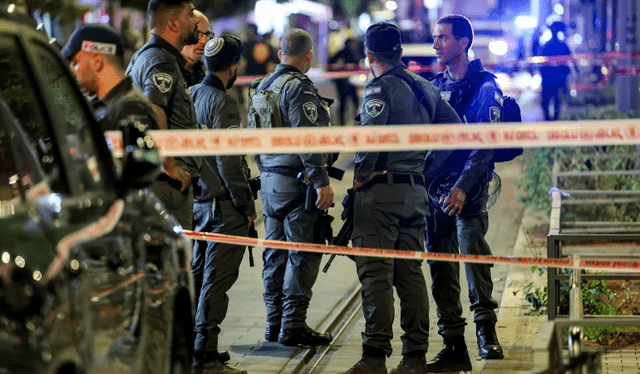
105, 118, 640, 158
182, 230, 640, 273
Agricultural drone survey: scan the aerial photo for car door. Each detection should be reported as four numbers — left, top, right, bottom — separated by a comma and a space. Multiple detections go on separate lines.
0, 28, 145, 373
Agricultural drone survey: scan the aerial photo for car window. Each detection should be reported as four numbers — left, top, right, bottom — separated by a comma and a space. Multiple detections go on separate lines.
0, 34, 61, 197
31, 40, 105, 193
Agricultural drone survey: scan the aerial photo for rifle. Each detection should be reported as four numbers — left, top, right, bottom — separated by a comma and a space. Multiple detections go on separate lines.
322, 188, 355, 273
247, 223, 258, 267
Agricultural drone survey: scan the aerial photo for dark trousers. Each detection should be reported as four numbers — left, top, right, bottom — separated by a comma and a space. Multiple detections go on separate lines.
425, 195, 498, 338
192, 198, 248, 354
335, 79, 359, 126
541, 83, 566, 121
352, 183, 430, 357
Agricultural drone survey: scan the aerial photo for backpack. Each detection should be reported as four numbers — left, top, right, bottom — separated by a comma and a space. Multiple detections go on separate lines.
433, 71, 524, 163
247, 71, 304, 129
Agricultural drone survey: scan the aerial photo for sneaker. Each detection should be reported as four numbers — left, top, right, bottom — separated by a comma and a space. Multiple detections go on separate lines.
426, 336, 472, 373
389, 355, 427, 374
192, 360, 247, 374
338, 356, 387, 374
476, 321, 504, 359
265, 325, 280, 342
278, 325, 332, 347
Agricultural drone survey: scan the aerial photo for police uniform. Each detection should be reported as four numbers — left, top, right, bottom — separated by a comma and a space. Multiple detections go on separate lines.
60, 24, 158, 134
351, 23, 460, 363
126, 34, 201, 230
253, 63, 331, 338
92, 76, 159, 131
185, 60, 207, 87
426, 59, 502, 350
189, 69, 256, 360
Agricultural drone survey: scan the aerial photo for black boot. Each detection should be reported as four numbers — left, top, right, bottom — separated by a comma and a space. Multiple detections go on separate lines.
265, 325, 280, 342
389, 354, 427, 374
278, 325, 333, 347
476, 321, 504, 359
426, 336, 472, 373
338, 356, 387, 374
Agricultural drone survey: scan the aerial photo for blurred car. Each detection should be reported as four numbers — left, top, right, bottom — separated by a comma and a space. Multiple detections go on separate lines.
0, 10, 194, 374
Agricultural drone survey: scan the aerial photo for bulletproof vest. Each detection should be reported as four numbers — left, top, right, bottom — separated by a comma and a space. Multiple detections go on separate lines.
247, 72, 303, 129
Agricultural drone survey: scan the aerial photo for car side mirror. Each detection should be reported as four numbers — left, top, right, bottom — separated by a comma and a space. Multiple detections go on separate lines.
116, 116, 160, 196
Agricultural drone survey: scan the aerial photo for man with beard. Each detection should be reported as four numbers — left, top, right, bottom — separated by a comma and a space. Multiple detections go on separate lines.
127, 0, 201, 230
182, 10, 212, 86
188, 35, 255, 374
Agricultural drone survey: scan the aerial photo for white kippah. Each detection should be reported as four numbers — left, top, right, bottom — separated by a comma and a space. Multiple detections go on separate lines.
205, 37, 224, 57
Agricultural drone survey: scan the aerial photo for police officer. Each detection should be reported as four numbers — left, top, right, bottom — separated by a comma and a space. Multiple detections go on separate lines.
189, 35, 255, 374
425, 15, 505, 373
250, 28, 334, 347
182, 10, 212, 87
61, 23, 158, 132
341, 23, 460, 374
126, 0, 201, 230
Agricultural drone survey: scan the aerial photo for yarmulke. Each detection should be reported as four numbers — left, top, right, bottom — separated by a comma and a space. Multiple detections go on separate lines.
204, 35, 243, 70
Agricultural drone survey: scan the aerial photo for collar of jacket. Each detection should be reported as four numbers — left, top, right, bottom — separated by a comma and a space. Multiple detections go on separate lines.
444, 59, 493, 83
373, 60, 407, 81
101, 76, 133, 105
202, 73, 226, 91
274, 63, 305, 76
148, 34, 188, 70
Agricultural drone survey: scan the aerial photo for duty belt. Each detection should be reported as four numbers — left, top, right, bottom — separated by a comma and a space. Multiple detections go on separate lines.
260, 166, 303, 179
369, 173, 426, 188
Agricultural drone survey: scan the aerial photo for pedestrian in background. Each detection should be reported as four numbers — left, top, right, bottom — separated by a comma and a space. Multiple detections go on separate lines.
189, 35, 255, 374
328, 38, 362, 126
248, 28, 334, 348
425, 15, 505, 373
341, 22, 460, 374
126, 0, 201, 230
540, 21, 575, 121
181, 10, 212, 87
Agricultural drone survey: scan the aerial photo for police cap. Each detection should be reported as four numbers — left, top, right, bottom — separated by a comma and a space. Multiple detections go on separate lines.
365, 22, 401, 54
204, 35, 243, 72
61, 23, 123, 60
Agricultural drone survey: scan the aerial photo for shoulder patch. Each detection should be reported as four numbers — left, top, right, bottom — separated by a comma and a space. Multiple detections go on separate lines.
494, 92, 504, 106
440, 91, 452, 102
365, 99, 385, 118
153, 73, 173, 93
302, 102, 318, 123
490, 106, 501, 123
365, 86, 381, 96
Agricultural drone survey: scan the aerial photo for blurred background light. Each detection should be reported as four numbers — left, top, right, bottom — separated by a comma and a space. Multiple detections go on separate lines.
515, 15, 537, 30
489, 40, 508, 56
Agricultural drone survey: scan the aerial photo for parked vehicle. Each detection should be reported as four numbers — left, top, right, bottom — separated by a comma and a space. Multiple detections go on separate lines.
0, 10, 194, 374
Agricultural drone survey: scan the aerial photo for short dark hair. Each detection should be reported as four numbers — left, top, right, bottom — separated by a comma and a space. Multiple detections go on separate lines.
147, 0, 192, 28
437, 15, 474, 53
369, 50, 401, 64
280, 28, 312, 57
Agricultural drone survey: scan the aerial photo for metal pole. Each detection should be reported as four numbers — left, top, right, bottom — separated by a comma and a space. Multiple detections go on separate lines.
616, 0, 640, 113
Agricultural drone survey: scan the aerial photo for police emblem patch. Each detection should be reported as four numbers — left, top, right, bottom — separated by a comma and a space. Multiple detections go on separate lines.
489, 106, 501, 123
365, 99, 385, 118
153, 73, 173, 93
303, 102, 318, 123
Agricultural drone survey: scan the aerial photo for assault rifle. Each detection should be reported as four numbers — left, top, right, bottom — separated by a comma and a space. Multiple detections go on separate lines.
322, 188, 355, 273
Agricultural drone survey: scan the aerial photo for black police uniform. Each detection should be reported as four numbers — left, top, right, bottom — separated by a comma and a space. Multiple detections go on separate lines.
126, 34, 201, 230
426, 58, 504, 362
189, 73, 256, 358
350, 23, 461, 366
92, 76, 159, 132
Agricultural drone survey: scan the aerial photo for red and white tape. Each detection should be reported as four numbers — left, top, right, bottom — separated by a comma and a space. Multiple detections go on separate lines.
105, 119, 640, 157
182, 230, 640, 273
